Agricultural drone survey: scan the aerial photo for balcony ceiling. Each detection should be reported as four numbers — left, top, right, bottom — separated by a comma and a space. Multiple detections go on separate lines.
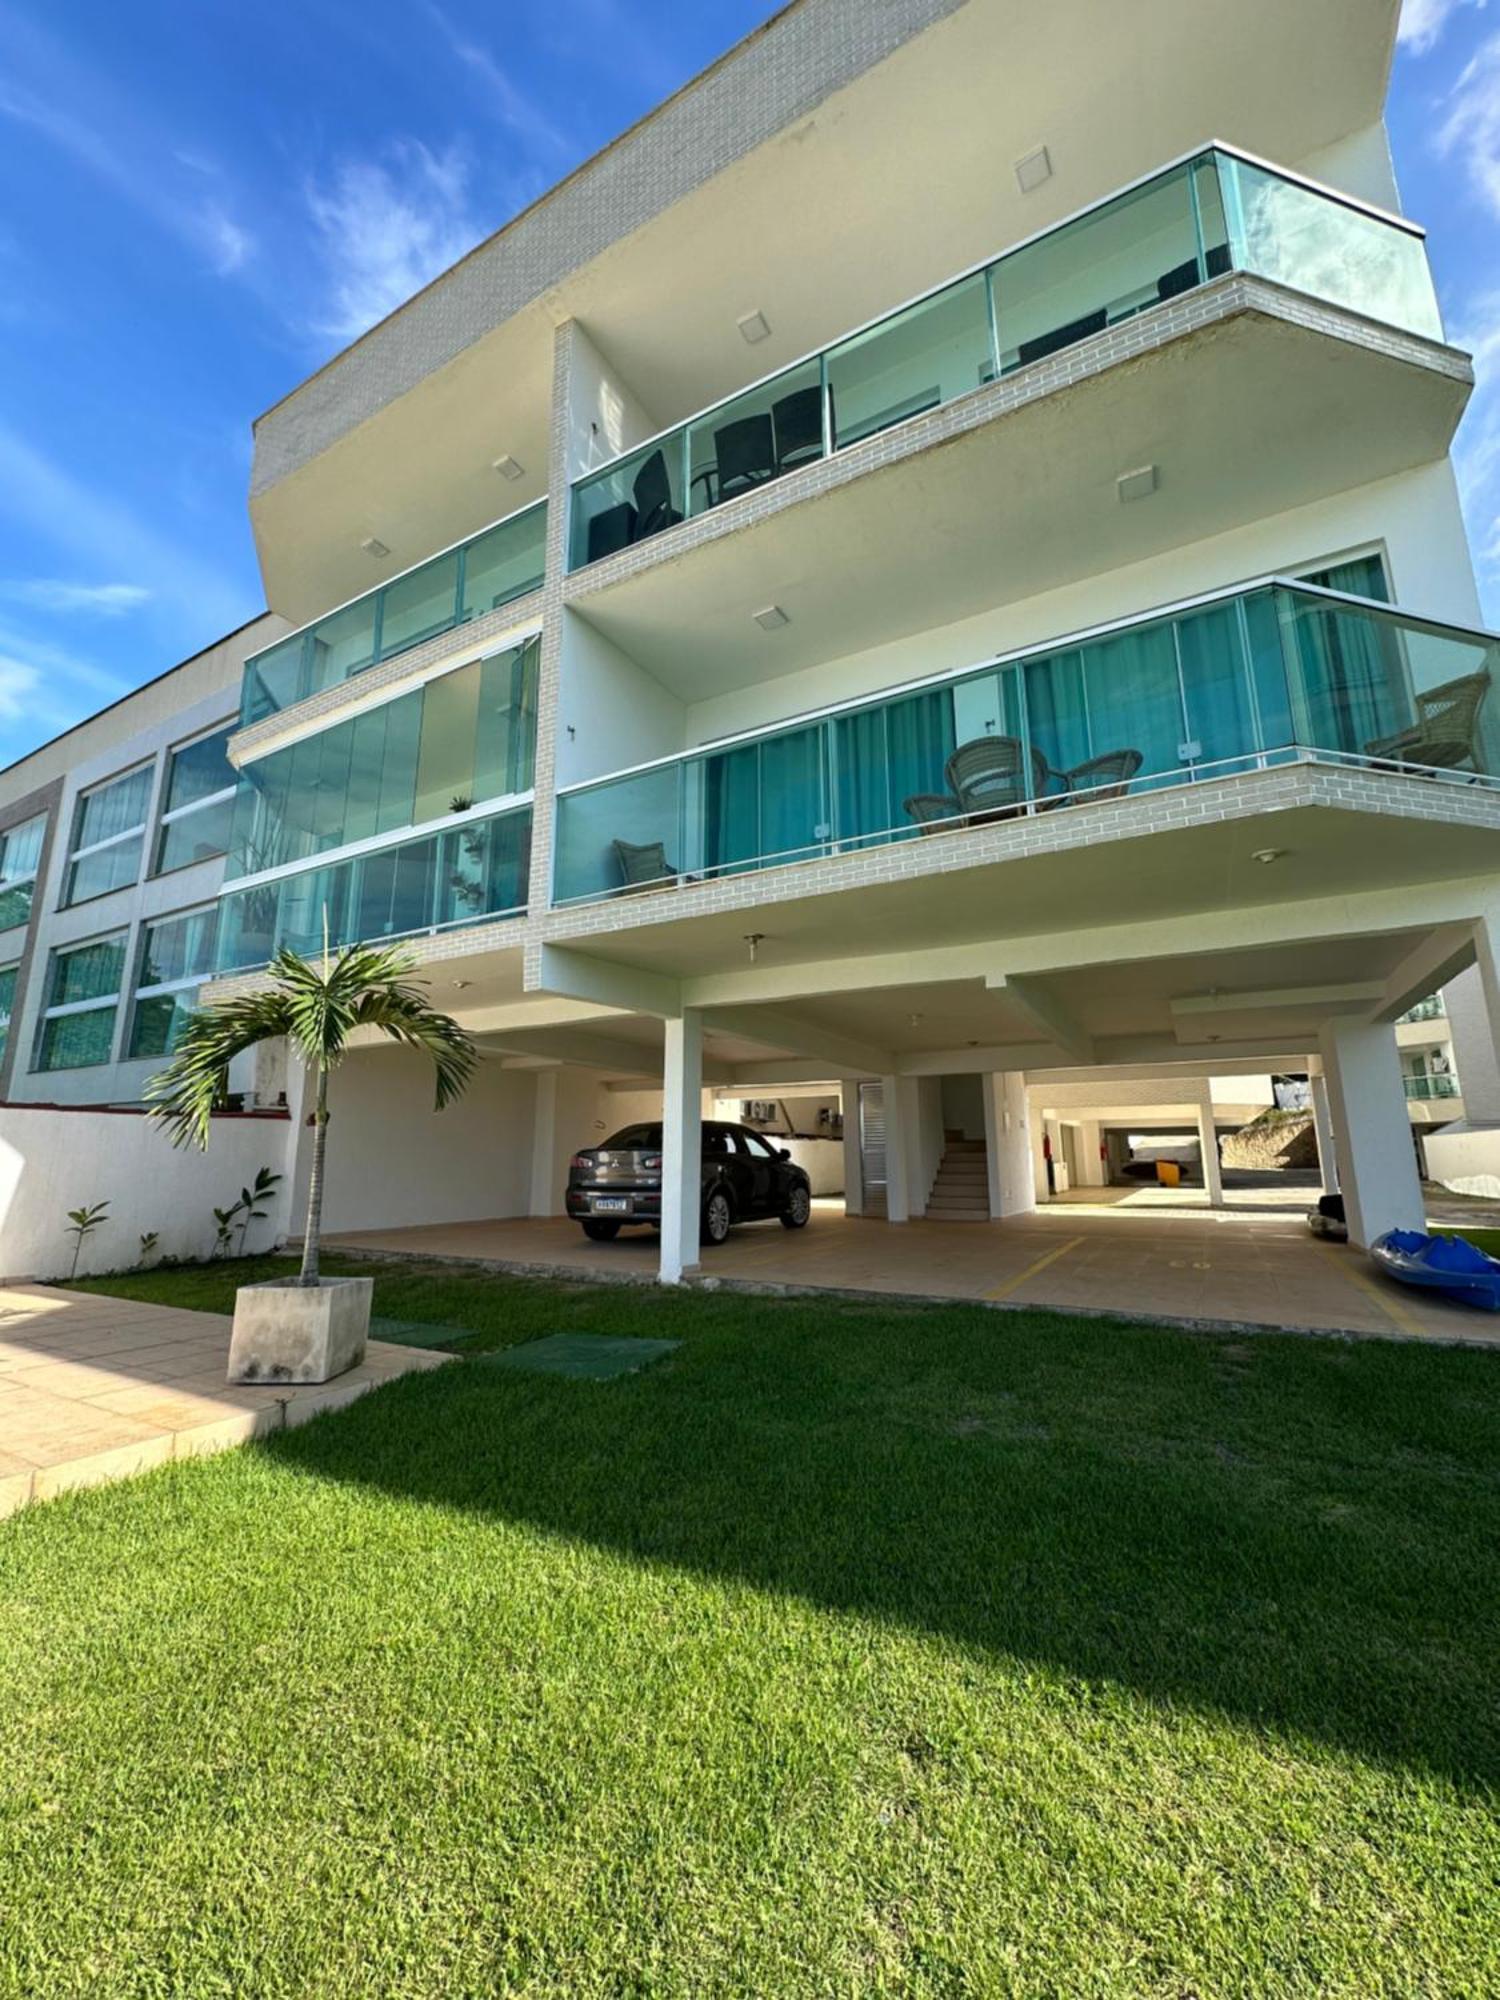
250, 0, 1400, 623
564, 305, 1470, 702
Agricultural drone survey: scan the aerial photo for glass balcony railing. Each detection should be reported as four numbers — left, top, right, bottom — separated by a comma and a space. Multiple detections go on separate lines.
243, 501, 546, 723
1399, 995, 1448, 1023
568, 146, 1444, 572
552, 583, 1500, 906
1405, 1073, 1460, 1101
216, 801, 531, 975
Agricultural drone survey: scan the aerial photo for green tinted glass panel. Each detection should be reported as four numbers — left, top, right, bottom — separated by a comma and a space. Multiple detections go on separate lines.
0, 964, 15, 1061
1220, 154, 1443, 341
554, 585, 1498, 906
217, 804, 531, 973
138, 908, 217, 989
0, 879, 34, 932
225, 641, 539, 881
76, 767, 151, 849
51, 935, 126, 1006
241, 504, 545, 721
164, 730, 234, 813
829, 277, 988, 448
156, 794, 234, 873
37, 1006, 118, 1072
66, 835, 144, 905
128, 991, 199, 1061
1, 811, 46, 883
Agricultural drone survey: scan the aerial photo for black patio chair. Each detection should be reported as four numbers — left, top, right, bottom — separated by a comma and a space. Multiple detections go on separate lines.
713, 413, 776, 502
632, 449, 683, 540
772, 386, 825, 473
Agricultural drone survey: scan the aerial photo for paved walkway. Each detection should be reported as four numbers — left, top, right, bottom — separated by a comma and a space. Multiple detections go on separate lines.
0, 1287, 450, 1518
327, 1201, 1500, 1349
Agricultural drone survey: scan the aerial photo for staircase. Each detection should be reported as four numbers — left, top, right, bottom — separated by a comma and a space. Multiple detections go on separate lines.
924, 1134, 991, 1221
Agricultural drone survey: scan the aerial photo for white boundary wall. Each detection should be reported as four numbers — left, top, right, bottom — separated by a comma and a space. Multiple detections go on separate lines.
0, 1106, 295, 1281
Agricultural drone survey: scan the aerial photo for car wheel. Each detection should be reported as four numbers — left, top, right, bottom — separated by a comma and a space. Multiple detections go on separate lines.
703, 1189, 733, 1246
780, 1184, 811, 1230
581, 1219, 621, 1242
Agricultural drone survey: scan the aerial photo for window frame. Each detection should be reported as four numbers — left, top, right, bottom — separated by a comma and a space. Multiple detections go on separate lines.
0, 810, 49, 934
33, 929, 129, 1073
61, 762, 155, 910
0, 960, 19, 1065
152, 721, 238, 879
126, 903, 219, 1061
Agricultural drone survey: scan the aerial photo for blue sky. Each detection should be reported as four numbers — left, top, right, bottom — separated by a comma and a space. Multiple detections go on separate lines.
0, 0, 1495, 768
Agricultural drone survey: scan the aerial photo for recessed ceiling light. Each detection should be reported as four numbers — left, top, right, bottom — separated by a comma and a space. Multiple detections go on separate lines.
360, 536, 390, 558
737, 309, 771, 345
1116, 465, 1158, 504
492, 454, 524, 481
1015, 145, 1052, 194
452, 979, 472, 990
1251, 847, 1287, 865
752, 604, 789, 631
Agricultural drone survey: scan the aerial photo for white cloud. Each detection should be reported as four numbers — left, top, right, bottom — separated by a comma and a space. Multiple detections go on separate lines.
305, 142, 483, 340
0, 655, 41, 724
0, 580, 150, 617
1400, 0, 1487, 51
422, 2, 575, 159
1437, 32, 1500, 213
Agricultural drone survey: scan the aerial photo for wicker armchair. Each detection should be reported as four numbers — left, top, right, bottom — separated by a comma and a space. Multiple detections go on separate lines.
944, 737, 1051, 817
902, 792, 965, 835
614, 838, 679, 892
1364, 671, 1491, 772
1042, 747, 1144, 807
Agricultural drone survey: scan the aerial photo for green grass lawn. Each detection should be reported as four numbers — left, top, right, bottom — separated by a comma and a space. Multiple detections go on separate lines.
5, 1258, 1500, 1996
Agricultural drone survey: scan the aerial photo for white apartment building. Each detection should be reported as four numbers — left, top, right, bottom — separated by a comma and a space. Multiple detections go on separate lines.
4, 0, 1499, 1278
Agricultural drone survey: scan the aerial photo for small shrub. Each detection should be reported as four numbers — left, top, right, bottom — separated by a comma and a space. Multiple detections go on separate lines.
64, 1202, 110, 1280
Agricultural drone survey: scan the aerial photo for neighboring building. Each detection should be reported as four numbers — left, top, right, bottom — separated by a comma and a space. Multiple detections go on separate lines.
0, 615, 286, 1108
6, 0, 1500, 1276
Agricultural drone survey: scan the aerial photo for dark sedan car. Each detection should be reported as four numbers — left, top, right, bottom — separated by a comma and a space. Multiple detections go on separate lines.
566, 1121, 813, 1245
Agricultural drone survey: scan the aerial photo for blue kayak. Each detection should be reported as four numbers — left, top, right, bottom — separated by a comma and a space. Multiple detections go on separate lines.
1370, 1230, 1500, 1312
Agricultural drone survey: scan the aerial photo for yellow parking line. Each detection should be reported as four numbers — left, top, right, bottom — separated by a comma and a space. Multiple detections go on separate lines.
1319, 1245, 1428, 1339
985, 1235, 1085, 1302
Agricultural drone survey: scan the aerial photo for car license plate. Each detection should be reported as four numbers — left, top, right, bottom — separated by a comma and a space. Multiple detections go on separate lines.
592, 1196, 629, 1212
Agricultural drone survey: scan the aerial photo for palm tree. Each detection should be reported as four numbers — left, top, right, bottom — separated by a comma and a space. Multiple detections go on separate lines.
146, 941, 477, 1286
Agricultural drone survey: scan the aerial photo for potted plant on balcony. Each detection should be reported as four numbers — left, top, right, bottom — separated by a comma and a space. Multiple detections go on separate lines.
146, 939, 477, 1385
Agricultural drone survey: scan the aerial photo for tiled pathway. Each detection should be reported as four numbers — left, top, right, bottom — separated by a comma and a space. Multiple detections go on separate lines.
0, 1286, 449, 1518
328, 1202, 1500, 1349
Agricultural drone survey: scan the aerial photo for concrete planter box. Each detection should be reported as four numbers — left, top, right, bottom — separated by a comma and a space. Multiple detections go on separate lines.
227, 1277, 373, 1385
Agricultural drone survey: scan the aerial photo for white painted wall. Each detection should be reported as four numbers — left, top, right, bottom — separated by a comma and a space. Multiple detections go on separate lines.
1296, 121, 1402, 214
1443, 966, 1500, 1122
555, 611, 686, 790
564, 322, 661, 483
1423, 1123, 1500, 1199
296, 1046, 537, 1235
0, 1106, 295, 1280
986, 1071, 1037, 1218
683, 462, 1481, 747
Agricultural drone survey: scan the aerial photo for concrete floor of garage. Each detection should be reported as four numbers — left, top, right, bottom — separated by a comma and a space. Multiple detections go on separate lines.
325, 1195, 1500, 1349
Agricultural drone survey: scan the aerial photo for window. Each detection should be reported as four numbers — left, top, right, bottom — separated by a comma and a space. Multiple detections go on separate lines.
155, 727, 236, 875
0, 963, 17, 1064
226, 637, 540, 882
741, 1130, 781, 1159
1297, 553, 1390, 602
34, 932, 127, 1072
127, 906, 218, 1060
63, 766, 153, 906
0, 811, 47, 931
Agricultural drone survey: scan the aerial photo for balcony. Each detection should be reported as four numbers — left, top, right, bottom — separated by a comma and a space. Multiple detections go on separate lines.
242, 501, 546, 724
568, 146, 1444, 575
1399, 995, 1447, 1023
216, 801, 532, 975
552, 582, 1500, 907
1405, 1073, 1460, 1101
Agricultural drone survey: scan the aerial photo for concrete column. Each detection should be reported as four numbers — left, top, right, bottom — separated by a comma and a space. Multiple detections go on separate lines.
1310, 1071, 1339, 1194
839, 1080, 864, 1217
1318, 1019, 1424, 1249
1076, 1117, 1107, 1188
1448, 919, 1500, 1121
1196, 1090, 1224, 1207
1028, 1098, 1050, 1203
660, 1010, 703, 1284
528, 1070, 559, 1217
985, 1072, 1036, 1218
881, 1073, 910, 1223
